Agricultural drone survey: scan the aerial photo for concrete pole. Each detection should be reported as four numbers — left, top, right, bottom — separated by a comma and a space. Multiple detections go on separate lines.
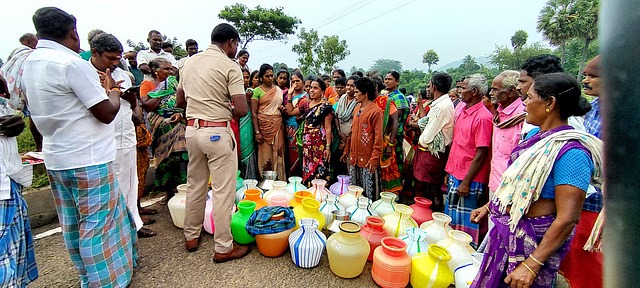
600, 0, 640, 287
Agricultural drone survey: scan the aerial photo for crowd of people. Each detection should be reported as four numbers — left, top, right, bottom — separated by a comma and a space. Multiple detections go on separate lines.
0, 6, 605, 288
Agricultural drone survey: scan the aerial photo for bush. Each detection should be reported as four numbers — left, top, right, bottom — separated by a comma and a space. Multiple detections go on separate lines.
16, 117, 49, 188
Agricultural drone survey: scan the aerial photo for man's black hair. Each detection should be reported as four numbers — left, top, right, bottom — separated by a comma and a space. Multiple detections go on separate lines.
521, 54, 564, 79
185, 39, 198, 47
211, 23, 240, 44
430, 72, 453, 94
90, 33, 123, 54
32, 7, 76, 41
335, 77, 347, 86
332, 69, 346, 78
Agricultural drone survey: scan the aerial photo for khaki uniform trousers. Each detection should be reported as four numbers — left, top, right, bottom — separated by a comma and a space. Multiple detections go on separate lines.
183, 124, 237, 254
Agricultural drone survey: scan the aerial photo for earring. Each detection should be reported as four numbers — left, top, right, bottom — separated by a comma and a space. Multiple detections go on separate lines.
545, 108, 550, 113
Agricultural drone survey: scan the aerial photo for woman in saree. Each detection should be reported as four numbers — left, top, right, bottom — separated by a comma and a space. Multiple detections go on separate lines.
140, 58, 187, 201
282, 71, 307, 176
470, 73, 603, 288
238, 68, 258, 179
249, 70, 260, 92
251, 64, 287, 181
276, 69, 290, 104
371, 76, 402, 196
333, 75, 359, 176
286, 77, 335, 185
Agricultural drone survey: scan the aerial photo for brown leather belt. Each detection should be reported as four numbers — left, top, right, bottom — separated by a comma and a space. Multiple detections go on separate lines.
187, 119, 228, 127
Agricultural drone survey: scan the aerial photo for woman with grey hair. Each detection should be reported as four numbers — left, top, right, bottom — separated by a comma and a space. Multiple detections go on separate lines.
140, 58, 187, 203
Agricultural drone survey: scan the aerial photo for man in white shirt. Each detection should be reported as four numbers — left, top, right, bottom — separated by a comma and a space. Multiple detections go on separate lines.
0, 75, 38, 287
136, 30, 178, 80
21, 7, 136, 287
414, 72, 455, 212
88, 33, 156, 238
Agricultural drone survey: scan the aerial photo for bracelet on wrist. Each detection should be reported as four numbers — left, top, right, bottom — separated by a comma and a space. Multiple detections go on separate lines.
521, 262, 537, 277
529, 255, 544, 266
483, 205, 491, 214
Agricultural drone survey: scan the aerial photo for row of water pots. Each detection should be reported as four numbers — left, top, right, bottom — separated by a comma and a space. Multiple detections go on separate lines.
168, 176, 482, 287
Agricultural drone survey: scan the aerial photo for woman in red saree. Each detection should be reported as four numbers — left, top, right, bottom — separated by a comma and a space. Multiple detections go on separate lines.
251, 64, 286, 181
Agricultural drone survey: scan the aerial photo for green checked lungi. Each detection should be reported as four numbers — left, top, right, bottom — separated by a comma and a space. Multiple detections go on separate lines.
48, 163, 137, 288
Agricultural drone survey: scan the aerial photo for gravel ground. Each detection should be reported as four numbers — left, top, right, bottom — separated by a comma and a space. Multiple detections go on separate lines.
28, 193, 570, 288
29, 197, 380, 288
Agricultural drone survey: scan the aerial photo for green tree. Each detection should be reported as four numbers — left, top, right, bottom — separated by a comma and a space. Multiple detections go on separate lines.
291, 28, 349, 75
218, 4, 301, 50
126, 39, 148, 52
163, 36, 188, 59
560, 37, 598, 77
537, 0, 582, 65
511, 30, 528, 50
445, 55, 499, 85
400, 69, 428, 95
572, 0, 599, 78
317, 35, 350, 74
291, 28, 319, 75
126, 36, 187, 59
370, 59, 403, 75
490, 42, 555, 71
422, 49, 439, 73
349, 66, 364, 75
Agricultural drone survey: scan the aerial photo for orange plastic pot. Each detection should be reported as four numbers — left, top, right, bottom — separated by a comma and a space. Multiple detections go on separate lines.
372, 237, 412, 288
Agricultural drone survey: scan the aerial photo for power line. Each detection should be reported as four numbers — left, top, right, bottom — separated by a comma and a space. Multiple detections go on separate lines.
334, 0, 417, 35
246, 1, 374, 56
315, 0, 376, 30
311, 0, 369, 29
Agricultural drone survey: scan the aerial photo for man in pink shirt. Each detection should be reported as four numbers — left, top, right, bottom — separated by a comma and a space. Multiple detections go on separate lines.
444, 73, 493, 246
488, 70, 526, 196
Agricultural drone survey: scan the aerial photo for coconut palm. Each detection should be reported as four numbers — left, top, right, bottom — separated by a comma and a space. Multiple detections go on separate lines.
537, 0, 582, 65
573, 0, 599, 79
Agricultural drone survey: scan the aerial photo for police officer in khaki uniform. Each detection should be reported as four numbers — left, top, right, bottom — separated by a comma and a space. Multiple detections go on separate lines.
176, 23, 249, 262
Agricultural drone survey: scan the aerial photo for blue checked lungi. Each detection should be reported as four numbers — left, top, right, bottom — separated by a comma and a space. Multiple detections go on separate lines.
444, 176, 486, 246
48, 163, 137, 288
0, 181, 38, 287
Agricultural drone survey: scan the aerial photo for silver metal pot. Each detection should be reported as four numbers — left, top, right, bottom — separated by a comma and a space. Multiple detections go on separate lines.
325, 210, 351, 236
258, 171, 278, 191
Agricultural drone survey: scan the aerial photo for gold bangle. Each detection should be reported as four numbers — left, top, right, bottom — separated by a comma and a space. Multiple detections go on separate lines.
529, 255, 544, 266
483, 205, 491, 214
522, 262, 537, 277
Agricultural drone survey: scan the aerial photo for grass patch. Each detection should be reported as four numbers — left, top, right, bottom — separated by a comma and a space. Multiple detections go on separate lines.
17, 117, 36, 154
16, 117, 49, 189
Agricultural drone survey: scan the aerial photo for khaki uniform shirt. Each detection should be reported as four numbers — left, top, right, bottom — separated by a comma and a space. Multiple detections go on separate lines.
179, 45, 245, 122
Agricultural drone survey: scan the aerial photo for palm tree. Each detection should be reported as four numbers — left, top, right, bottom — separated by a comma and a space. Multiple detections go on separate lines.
537, 0, 582, 65
573, 0, 599, 79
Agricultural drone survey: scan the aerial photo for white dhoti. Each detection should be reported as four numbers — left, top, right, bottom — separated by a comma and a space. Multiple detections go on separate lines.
114, 146, 143, 230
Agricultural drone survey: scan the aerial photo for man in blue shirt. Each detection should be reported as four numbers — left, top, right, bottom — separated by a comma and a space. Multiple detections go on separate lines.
559, 54, 603, 288
583, 55, 601, 138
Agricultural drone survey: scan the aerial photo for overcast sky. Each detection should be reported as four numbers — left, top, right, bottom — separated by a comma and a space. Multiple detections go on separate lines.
2, 0, 550, 71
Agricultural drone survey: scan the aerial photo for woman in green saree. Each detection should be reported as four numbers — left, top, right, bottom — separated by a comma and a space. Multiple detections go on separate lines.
140, 58, 187, 201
